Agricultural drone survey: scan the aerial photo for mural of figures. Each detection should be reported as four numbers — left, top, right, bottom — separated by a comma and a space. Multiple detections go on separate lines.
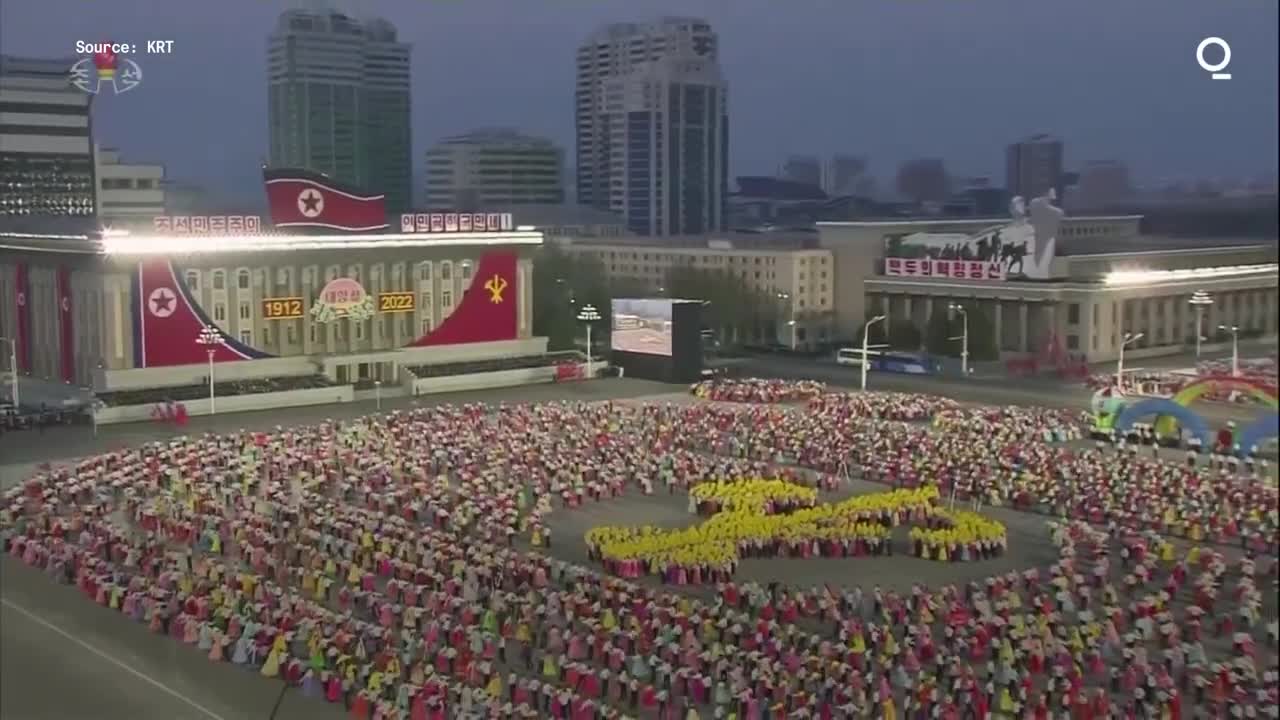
883, 191, 1063, 280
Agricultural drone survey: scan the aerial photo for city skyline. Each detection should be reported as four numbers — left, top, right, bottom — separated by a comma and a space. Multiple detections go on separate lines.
2, 0, 1277, 208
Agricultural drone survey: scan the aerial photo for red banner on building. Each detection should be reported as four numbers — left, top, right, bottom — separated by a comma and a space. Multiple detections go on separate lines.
56, 266, 74, 383
884, 258, 1005, 281
14, 262, 31, 372
132, 259, 273, 367
407, 252, 518, 347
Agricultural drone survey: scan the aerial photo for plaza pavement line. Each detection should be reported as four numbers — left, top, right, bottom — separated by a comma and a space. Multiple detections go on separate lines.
0, 597, 230, 720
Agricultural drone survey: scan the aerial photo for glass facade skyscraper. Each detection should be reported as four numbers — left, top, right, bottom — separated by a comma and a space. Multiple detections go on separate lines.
267, 10, 411, 212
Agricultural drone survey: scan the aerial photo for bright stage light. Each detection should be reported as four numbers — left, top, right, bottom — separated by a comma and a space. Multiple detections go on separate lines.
1103, 264, 1278, 286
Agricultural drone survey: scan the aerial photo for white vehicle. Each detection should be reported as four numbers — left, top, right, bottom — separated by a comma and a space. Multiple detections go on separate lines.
836, 348, 869, 366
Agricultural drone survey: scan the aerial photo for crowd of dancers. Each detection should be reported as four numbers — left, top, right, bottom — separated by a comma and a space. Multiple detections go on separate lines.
1, 384, 1276, 718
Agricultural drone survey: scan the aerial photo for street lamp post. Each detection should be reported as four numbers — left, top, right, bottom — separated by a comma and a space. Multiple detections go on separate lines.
577, 304, 602, 378
948, 303, 969, 377
1116, 332, 1144, 393
0, 337, 18, 409
195, 327, 222, 414
862, 315, 887, 391
374, 380, 382, 411
777, 292, 796, 350
1219, 324, 1240, 377
1189, 290, 1213, 359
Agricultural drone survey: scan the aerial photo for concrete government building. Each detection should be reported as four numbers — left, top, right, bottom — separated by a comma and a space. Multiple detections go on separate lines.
818, 206, 1277, 362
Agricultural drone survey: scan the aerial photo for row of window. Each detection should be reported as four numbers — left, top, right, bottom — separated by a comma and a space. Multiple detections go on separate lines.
184, 260, 474, 292
100, 177, 157, 190
1066, 290, 1275, 327
214, 312, 439, 347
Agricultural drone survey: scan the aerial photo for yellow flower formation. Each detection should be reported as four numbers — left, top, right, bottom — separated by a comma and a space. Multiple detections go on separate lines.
585, 480, 1003, 569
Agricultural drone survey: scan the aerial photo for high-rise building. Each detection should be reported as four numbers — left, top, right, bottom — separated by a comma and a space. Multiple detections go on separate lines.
424, 129, 564, 210
1006, 133, 1064, 200
267, 9, 411, 211
0, 55, 95, 218
781, 155, 821, 187
604, 53, 728, 236
94, 146, 165, 224
1073, 160, 1133, 210
574, 17, 720, 213
825, 154, 868, 196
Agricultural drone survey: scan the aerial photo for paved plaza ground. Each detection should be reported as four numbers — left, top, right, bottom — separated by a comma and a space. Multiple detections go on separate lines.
0, 373, 1274, 719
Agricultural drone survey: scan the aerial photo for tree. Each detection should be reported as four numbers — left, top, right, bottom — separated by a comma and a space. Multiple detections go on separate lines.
531, 245, 618, 351
663, 266, 779, 344
952, 301, 998, 361
887, 321, 922, 351
895, 157, 950, 205
925, 309, 957, 357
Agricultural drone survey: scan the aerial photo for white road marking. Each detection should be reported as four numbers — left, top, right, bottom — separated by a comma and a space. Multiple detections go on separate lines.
1, 598, 229, 720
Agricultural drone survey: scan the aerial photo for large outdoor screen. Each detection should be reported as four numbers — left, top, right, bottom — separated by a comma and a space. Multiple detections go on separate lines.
611, 298, 673, 357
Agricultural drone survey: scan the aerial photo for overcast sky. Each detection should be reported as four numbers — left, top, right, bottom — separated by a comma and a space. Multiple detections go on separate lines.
4, 0, 1277, 204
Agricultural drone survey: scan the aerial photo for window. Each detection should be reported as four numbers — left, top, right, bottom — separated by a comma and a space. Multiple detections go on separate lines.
461, 261, 473, 281
354, 322, 364, 340
1066, 335, 1079, 350
185, 270, 200, 292
262, 327, 273, 345
286, 325, 297, 344
239, 330, 252, 345
237, 270, 250, 290
418, 262, 432, 281
441, 262, 453, 281
212, 271, 225, 290
277, 268, 292, 286
239, 302, 251, 320
1067, 303, 1080, 325
214, 303, 226, 321
421, 318, 434, 335
309, 324, 317, 343
419, 292, 432, 310
442, 290, 453, 309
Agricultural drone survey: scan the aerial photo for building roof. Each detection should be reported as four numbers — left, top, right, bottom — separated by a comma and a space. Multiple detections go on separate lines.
565, 231, 821, 251
734, 176, 827, 201
509, 204, 624, 228
1060, 235, 1279, 257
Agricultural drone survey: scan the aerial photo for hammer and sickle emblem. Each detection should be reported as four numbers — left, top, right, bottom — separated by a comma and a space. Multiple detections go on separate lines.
484, 274, 508, 304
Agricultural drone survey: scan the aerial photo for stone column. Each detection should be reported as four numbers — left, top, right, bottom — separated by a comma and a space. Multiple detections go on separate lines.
992, 301, 1003, 352
1018, 302, 1030, 353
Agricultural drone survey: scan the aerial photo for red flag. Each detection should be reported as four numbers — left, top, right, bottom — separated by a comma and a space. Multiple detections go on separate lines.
407, 252, 518, 347
263, 169, 387, 232
133, 259, 272, 367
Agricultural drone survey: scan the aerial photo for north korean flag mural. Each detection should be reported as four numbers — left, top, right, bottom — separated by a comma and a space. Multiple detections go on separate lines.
263, 168, 389, 232
408, 252, 518, 347
13, 262, 31, 372
55, 266, 75, 383
132, 259, 273, 368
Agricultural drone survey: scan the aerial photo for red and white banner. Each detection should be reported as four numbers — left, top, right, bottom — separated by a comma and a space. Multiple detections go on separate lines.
399, 212, 514, 234
264, 170, 388, 232
13, 262, 31, 372
56, 266, 74, 383
884, 258, 1005, 281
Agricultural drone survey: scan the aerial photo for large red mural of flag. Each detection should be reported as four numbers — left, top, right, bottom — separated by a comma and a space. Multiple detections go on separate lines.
408, 252, 518, 347
131, 259, 273, 368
